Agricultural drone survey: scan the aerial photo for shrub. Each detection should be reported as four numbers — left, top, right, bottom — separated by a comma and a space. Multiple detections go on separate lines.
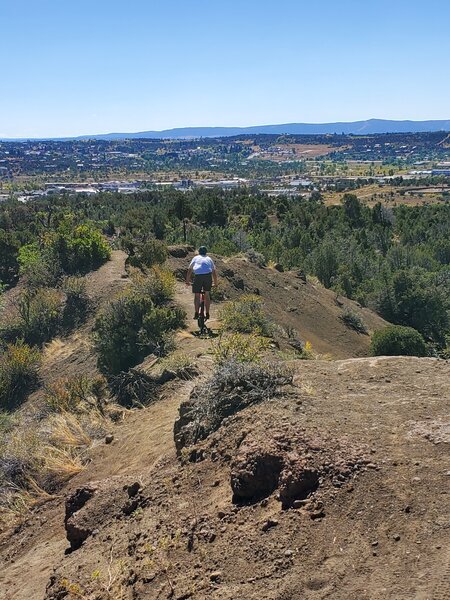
61, 276, 90, 328
277, 326, 315, 359
137, 239, 168, 267
212, 333, 269, 364
340, 307, 368, 334
52, 222, 111, 274
16, 287, 64, 345
155, 353, 198, 381
370, 325, 427, 357
219, 295, 273, 336
245, 248, 266, 267
210, 285, 226, 302
94, 269, 185, 374
132, 268, 175, 305
174, 360, 293, 453
0, 341, 41, 409
44, 375, 94, 413
17, 244, 61, 289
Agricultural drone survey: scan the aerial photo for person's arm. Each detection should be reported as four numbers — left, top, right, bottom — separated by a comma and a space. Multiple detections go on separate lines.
185, 265, 193, 286
211, 260, 218, 286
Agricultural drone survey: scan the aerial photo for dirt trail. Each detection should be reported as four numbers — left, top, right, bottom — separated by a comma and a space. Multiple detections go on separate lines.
0, 275, 217, 600
39, 250, 129, 384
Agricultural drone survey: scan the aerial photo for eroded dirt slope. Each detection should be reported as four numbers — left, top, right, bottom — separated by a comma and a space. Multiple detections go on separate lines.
168, 250, 388, 359
1, 356, 448, 600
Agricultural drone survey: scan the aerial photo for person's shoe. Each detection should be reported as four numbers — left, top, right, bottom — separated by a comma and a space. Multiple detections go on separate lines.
194, 312, 199, 319
206, 312, 210, 320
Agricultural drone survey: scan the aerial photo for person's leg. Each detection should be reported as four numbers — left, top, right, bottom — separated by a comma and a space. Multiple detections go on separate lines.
194, 293, 201, 317
204, 291, 210, 319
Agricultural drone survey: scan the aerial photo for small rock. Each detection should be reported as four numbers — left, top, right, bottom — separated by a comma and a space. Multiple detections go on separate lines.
210, 571, 222, 582
310, 509, 325, 520
292, 499, 309, 509
284, 549, 293, 557
393, 534, 401, 541
261, 518, 278, 532
371, 541, 379, 547
411, 477, 421, 483
105, 434, 114, 444
404, 505, 411, 513
127, 482, 141, 497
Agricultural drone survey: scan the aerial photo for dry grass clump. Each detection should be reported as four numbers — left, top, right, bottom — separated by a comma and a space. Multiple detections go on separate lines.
43, 375, 102, 413
154, 353, 198, 380
0, 374, 115, 526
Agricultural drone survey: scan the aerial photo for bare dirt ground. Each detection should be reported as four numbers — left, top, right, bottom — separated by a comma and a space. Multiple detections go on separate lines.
1, 356, 448, 600
323, 184, 450, 208
1, 250, 448, 600
250, 144, 344, 161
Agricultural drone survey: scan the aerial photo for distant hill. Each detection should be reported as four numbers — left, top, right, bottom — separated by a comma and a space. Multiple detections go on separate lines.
75, 118, 450, 140
2, 118, 450, 141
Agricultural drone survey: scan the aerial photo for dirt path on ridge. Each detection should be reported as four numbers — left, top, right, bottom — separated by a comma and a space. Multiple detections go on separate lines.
0, 276, 218, 600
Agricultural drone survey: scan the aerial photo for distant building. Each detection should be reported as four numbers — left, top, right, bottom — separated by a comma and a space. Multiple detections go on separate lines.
432, 169, 450, 176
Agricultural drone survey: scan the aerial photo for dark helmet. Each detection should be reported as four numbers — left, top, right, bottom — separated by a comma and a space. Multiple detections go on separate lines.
199, 246, 207, 256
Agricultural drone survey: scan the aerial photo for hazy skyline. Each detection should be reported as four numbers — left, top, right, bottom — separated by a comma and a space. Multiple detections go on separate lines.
1, 0, 450, 138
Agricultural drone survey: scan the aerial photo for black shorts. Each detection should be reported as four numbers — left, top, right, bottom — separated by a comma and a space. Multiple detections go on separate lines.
192, 273, 212, 293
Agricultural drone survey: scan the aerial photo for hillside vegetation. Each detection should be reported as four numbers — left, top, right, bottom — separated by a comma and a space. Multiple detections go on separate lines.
1, 188, 448, 350
0, 188, 449, 600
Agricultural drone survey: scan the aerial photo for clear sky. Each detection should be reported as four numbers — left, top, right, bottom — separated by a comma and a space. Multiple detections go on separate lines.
1, 0, 449, 138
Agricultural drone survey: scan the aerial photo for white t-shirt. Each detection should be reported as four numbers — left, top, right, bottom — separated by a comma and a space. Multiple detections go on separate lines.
190, 255, 215, 275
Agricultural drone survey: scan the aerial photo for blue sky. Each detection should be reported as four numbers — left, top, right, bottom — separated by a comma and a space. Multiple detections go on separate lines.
1, 0, 449, 137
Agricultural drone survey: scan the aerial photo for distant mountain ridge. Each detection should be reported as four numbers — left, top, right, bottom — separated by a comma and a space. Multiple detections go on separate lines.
3, 119, 450, 141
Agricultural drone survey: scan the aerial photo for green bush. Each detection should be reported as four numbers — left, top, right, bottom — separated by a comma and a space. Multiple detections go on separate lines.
0, 341, 41, 409
94, 269, 185, 374
136, 239, 168, 267
19, 219, 111, 280
219, 295, 273, 336
62, 276, 90, 328
370, 325, 427, 357
132, 268, 175, 305
16, 288, 64, 345
17, 244, 61, 289
212, 333, 269, 364
52, 223, 111, 273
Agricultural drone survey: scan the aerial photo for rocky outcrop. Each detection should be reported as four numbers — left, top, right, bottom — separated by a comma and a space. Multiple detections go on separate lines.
168, 245, 194, 258
64, 479, 146, 551
173, 362, 293, 455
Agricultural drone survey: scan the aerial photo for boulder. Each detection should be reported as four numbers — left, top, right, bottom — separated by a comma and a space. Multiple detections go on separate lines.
168, 245, 194, 258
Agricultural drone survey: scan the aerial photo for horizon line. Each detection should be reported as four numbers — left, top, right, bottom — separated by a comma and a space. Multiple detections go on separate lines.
2, 117, 450, 141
